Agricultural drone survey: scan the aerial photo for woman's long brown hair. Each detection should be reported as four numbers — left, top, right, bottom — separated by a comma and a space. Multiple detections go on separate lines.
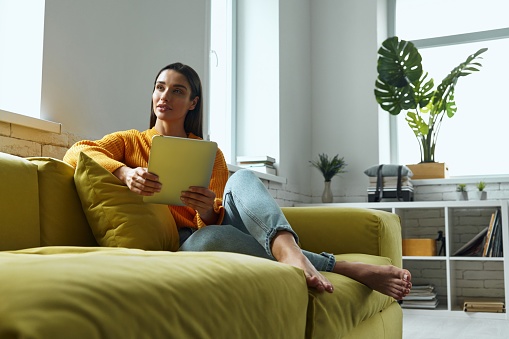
149, 62, 203, 138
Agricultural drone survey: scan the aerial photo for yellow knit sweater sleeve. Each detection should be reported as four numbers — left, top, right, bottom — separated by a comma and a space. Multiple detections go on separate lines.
63, 129, 155, 172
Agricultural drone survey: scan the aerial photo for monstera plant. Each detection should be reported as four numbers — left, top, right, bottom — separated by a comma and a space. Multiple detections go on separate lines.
374, 36, 487, 163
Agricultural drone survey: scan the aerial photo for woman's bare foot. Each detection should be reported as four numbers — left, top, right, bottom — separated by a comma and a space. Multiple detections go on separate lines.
271, 231, 334, 293
333, 261, 412, 300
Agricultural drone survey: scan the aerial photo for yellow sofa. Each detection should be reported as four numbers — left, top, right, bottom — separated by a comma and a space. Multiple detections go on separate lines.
0, 152, 403, 339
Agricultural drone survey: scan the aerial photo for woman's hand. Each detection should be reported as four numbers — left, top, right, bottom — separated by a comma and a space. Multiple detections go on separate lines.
113, 166, 161, 196
180, 187, 218, 224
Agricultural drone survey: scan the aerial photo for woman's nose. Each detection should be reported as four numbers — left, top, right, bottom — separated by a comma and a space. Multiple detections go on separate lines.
160, 90, 170, 101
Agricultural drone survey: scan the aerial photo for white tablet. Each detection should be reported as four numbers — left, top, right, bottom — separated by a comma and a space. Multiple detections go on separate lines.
143, 135, 218, 205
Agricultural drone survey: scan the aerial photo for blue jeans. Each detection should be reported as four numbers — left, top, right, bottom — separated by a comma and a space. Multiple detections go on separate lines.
179, 169, 335, 272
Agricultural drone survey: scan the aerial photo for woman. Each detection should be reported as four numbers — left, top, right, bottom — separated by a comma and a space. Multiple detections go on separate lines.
64, 62, 412, 298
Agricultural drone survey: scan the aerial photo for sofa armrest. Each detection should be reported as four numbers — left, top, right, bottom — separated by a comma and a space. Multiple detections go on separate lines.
281, 207, 402, 268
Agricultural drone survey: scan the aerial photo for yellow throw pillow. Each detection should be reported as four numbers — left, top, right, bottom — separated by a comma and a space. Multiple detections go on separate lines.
74, 152, 179, 251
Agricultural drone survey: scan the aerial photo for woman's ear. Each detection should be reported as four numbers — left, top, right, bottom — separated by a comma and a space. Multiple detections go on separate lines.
189, 97, 199, 110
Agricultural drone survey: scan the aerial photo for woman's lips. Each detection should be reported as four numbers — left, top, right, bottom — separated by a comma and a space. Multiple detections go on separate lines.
157, 105, 170, 112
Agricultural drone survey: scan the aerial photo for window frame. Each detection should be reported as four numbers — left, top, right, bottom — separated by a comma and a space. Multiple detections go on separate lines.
389, 0, 509, 176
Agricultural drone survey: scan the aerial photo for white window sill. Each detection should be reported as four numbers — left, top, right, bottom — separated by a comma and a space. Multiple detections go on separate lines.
0, 109, 61, 134
227, 164, 287, 184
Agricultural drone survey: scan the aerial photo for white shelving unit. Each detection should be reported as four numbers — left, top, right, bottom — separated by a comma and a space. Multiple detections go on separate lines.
299, 200, 509, 319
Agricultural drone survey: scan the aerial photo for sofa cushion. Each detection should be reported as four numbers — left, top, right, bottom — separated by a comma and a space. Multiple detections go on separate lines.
27, 157, 97, 247
0, 247, 308, 339
74, 152, 179, 251
306, 253, 397, 339
0, 152, 40, 250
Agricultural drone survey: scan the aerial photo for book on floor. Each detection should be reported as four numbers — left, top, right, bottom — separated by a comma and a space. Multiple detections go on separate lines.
401, 284, 439, 309
463, 298, 505, 313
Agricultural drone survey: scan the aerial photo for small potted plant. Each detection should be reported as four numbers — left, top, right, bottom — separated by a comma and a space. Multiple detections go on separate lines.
310, 153, 347, 203
472, 181, 487, 200
456, 184, 468, 201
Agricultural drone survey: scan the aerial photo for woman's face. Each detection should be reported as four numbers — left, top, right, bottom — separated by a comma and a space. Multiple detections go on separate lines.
152, 69, 198, 125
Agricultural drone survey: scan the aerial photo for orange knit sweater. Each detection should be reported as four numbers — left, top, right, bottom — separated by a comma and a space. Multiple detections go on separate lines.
64, 127, 229, 228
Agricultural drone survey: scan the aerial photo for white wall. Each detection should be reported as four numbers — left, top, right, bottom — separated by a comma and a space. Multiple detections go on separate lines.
35, 0, 388, 202
278, 0, 313, 196
41, 0, 208, 139
309, 0, 388, 201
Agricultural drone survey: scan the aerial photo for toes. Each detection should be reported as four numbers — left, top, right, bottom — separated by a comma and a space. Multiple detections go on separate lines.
305, 274, 333, 293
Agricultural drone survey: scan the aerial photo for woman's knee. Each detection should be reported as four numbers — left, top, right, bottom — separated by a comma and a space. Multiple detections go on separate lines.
179, 225, 231, 252
227, 169, 258, 187
179, 224, 270, 259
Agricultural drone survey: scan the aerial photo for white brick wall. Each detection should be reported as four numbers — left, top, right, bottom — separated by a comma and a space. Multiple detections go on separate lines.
0, 122, 82, 159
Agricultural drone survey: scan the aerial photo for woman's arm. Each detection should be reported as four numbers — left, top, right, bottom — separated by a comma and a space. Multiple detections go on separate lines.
63, 132, 129, 172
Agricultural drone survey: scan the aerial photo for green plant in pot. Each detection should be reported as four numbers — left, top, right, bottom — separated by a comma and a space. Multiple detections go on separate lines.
474, 181, 487, 200
374, 36, 487, 166
310, 153, 347, 203
456, 183, 468, 201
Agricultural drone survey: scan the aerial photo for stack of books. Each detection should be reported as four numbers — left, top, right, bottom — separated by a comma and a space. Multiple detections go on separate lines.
367, 175, 413, 192
237, 155, 277, 175
401, 284, 439, 309
367, 176, 414, 202
463, 298, 505, 313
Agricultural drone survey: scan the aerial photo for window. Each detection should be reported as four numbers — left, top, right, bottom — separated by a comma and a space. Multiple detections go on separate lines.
208, 0, 280, 167
393, 0, 509, 176
208, 0, 236, 164
0, 0, 45, 119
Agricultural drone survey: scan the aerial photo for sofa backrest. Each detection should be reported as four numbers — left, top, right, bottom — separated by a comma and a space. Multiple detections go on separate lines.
27, 157, 98, 247
0, 152, 40, 250
0, 152, 97, 251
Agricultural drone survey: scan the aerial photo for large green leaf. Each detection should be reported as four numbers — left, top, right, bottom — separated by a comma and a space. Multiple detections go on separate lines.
377, 37, 423, 88
406, 111, 429, 136
374, 78, 416, 115
445, 93, 457, 118
433, 48, 488, 112
375, 37, 425, 116
413, 72, 434, 109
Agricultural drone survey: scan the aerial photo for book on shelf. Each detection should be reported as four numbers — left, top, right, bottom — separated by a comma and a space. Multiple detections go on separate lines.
482, 212, 496, 257
236, 155, 276, 165
452, 226, 488, 257
237, 155, 277, 175
463, 298, 505, 313
240, 163, 277, 175
483, 208, 503, 257
401, 299, 439, 309
368, 176, 413, 188
401, 284, 439, 309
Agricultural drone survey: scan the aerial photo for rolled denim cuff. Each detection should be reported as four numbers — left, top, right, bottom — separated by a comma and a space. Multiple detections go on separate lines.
265, 225, 300, 259
320, 252, 336, 272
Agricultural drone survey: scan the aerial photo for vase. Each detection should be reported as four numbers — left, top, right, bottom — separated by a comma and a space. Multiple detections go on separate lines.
406, 162, 449, 179
321, 181, 333, 203
456, 191, 468, 201
470, 191, 487, 200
